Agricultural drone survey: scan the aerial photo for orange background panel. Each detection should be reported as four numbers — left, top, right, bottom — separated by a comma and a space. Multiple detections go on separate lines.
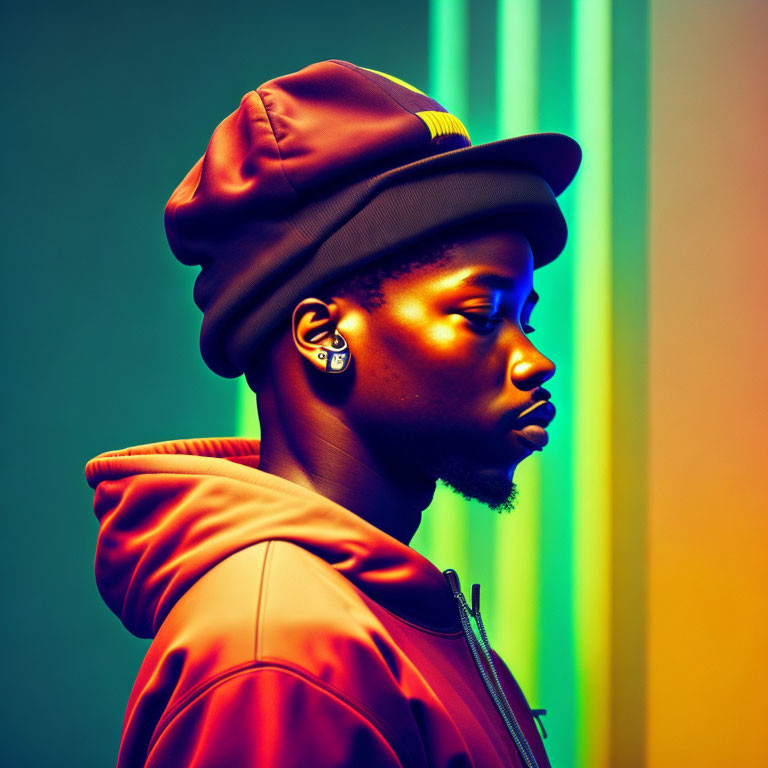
648, 1, 768, 765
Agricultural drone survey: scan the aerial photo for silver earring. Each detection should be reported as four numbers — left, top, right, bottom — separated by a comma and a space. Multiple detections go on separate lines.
316, 333, 351, 373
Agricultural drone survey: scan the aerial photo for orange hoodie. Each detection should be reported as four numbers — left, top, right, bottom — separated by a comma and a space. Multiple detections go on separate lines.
86, 437, 552, 768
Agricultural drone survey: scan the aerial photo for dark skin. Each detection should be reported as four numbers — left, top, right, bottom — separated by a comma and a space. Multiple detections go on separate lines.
255, 227, 556, 546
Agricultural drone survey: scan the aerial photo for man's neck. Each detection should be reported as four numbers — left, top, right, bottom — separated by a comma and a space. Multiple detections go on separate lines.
254, 385, 434, 546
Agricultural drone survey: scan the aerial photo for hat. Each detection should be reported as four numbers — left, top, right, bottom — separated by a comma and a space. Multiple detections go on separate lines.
165, 59, 581, 378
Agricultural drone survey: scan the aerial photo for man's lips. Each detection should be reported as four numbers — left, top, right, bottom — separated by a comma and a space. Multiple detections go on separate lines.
517, 425, 549, 450
509, 400, 555, 451
515, 399, 556, 429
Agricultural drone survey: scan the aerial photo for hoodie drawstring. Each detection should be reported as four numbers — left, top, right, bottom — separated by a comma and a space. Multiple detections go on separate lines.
443, 569, 541, 768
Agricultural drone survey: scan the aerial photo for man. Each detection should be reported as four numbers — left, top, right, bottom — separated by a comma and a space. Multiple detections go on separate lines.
86, 60, 580, 767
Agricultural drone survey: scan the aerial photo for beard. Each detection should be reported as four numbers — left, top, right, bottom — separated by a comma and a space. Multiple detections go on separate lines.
433, 455, 519, 513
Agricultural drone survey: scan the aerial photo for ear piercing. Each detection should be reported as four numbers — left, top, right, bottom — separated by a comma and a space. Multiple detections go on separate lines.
316, 333, 351, 373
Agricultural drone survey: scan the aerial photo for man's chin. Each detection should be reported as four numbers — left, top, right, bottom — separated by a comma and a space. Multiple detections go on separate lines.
434, 459, 519, 513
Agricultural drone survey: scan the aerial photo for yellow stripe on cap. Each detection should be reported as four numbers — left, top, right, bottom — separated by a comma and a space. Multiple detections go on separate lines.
360, 66, 428, 95
416, 110, 471, 143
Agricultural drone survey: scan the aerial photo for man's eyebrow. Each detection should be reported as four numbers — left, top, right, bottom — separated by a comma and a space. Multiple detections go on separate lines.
460, 273, 539, 304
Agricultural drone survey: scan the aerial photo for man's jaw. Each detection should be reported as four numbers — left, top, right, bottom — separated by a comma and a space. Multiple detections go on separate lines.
433, 457, 519, 513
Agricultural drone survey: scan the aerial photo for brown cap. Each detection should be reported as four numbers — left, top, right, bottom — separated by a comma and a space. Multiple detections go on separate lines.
165, 59, 581, 378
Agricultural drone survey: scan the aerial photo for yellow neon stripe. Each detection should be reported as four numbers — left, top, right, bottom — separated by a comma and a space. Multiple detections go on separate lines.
360, 66, 428, 96
411, 482, 470, 590
494, 456, 542, 703
416, 110, 471, 142
573, 1, 612, 767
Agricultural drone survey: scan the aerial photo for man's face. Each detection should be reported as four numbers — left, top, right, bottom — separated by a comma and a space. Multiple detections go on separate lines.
335, 227, 556, 511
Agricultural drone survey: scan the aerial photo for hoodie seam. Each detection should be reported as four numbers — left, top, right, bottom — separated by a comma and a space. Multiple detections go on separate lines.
147, 661, 415, 766
254, 540, 273, 660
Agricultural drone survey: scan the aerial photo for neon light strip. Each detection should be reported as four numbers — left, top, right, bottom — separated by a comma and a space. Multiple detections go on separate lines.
493, 0, 542, 704
428, 0, 468, 119
415, 0, 470, 583
236, 378, 260, 438
497, 0, 539, 138
572, 1, 612, 766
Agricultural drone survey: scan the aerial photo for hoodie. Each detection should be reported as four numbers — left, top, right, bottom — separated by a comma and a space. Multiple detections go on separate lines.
86, 436, 551, 768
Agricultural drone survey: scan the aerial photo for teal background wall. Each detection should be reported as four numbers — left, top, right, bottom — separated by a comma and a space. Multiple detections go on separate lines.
4, 2, 766, 767
0, 2, 428, 765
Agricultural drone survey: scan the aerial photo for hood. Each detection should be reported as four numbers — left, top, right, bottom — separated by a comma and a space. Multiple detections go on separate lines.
85, 436, 459, 639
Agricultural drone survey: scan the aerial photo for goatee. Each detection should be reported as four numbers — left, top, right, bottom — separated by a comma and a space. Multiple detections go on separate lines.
434, 458, 519, 513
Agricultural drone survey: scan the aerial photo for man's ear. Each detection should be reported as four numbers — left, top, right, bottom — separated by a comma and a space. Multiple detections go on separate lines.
292, 298, 342, 372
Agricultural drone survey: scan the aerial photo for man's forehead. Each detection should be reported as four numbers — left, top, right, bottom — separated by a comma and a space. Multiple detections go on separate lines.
460, 272, 539, 302
400, 260, 537, 304
435, 229, 536, 290
444, 226, 532, 264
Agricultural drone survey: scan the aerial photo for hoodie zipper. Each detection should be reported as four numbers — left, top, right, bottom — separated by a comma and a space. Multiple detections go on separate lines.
443, 569, 541, 768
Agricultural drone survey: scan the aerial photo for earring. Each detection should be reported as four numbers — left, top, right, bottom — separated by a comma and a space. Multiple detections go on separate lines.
316, 333, 351, 373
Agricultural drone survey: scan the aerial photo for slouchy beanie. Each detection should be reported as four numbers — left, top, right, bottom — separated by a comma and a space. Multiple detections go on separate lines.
164, 59, 581, 378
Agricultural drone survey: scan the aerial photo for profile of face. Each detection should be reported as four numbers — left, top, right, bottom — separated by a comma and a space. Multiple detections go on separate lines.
292, 227, 556, 512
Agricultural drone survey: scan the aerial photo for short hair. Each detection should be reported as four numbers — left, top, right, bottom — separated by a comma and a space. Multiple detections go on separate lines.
243, 231, 458, 392
322, 214, 522, 310
245, 216, 520, 389
320, 234, 457, 311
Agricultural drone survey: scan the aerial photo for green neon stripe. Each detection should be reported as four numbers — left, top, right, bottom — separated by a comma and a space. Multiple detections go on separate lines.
493, 457, 542, 701
572, 1, 612, 767
490, 0, 542, 706
462, 0, 498, 661
236, 379, 260, 438
497, 0, 539, 138
535, 2, 577, 765
428, 0, 468, 119
414, 0, 470, 584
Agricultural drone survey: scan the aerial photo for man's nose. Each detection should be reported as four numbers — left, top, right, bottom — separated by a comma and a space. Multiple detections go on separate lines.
508, 339, 556, 389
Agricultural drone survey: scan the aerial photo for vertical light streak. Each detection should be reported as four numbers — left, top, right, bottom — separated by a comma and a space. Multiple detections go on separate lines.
429, 0, 468, 118
236, 378, 260, 438
534, 3, 578, 764
493, 455, 542, 699
572, 1, 612, 767
497, 0, 539, 137
416, 0, 470, 584
610, 1, 649, 764
493, 0, 542, 703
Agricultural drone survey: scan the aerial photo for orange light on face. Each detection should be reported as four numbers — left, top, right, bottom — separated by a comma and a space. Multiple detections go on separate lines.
432, 267, 475, 292
337, 310, 365, 337
427, 322, 458, 347
510, 358, 536, 378
392, 298, 428, 325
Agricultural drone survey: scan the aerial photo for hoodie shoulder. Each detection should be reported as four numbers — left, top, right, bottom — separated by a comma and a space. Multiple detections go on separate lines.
134, 540, 404, 718
120, 540, 424, 766
257, 539, 392, 666
151, 538, 381, 667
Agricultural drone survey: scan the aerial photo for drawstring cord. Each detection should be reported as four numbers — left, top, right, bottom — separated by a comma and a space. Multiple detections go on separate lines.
530, 709, 548, 740
444, 569, 541, 768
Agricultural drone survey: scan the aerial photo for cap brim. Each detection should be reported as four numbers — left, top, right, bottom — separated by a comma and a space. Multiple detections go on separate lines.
389, 132, 582, 198
217, 134, 581, 376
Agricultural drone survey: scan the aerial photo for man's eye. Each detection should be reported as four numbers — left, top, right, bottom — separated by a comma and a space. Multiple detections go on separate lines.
463, 312, 504, 332
463, 312, 536, 335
